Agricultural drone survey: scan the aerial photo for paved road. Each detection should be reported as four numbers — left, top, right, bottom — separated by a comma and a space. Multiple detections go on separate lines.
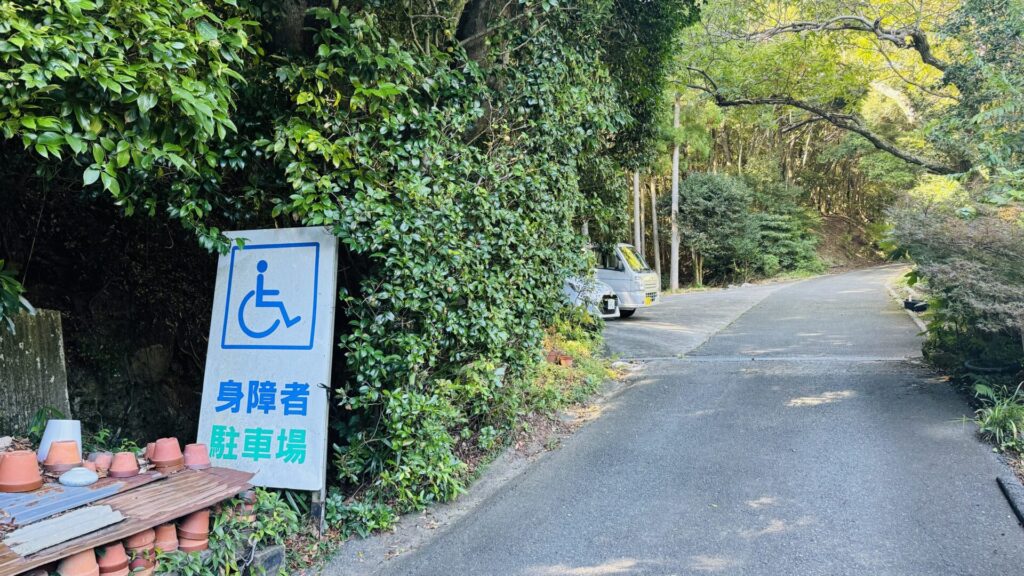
381, 267, 1024, 575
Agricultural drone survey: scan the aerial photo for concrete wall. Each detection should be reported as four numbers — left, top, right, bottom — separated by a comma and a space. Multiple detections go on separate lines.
0, 310, 71, 434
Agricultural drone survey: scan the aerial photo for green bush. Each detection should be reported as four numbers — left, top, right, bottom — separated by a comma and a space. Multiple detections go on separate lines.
1, 1, 696, 519
662, 174, 824, 284
974, 382, 1024, 452
324, 493, 398, 539
0, 259, 32, 332
750, 182, 825, 275
155, 488, 299, 575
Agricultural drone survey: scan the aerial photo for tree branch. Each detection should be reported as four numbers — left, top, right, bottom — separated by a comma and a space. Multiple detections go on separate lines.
738, 15, 948, 72
686, 74, 965, 175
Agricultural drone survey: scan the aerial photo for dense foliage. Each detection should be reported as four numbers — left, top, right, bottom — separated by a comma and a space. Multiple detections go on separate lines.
658, 172, 822, 286
0, 0, 697, 517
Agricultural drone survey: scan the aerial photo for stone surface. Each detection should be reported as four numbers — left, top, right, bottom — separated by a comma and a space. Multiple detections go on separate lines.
244, 544, 285, 576
0, 310, 70, 433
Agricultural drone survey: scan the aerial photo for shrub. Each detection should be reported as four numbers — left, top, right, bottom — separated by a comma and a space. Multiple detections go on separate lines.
324, 492, 398, 539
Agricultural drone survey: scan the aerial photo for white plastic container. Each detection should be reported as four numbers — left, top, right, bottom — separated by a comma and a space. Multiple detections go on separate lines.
37, 419, 82, 463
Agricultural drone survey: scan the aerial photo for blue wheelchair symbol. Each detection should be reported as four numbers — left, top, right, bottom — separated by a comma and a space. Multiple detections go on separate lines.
220, 241, 320, 350
237, 260, 302, 339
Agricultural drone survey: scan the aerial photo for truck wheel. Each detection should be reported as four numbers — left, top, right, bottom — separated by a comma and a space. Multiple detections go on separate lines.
619, 309, 636, 318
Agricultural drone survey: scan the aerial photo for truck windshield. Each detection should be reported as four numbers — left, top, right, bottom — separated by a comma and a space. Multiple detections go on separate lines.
619, 245, 651, 272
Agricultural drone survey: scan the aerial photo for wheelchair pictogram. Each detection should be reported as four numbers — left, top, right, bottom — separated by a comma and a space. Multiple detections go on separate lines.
237, 260, 303, 339
220, 241, 320, 350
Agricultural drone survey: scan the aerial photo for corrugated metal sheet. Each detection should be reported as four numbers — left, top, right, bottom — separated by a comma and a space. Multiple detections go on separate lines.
0, 467, 252, 576
0, 472, 163, 527
4, 505, 123, 556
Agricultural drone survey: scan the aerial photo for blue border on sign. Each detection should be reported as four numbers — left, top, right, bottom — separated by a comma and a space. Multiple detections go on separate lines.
220, 242, 320, 350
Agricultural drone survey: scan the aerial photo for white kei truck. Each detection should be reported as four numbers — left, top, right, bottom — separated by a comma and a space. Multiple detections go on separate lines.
594, 243, 660, 318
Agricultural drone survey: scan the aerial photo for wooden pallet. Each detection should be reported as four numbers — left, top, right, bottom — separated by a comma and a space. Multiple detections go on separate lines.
0, 468, 252, 576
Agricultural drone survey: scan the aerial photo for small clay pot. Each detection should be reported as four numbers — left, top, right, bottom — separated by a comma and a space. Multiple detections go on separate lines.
108, 452, 139, 478
97, 542, 130, 576
150, 438, 183, 465
154, 523, 178, 552
0, 450, 43, 493
82, 461, 98, 472
557, 354, 573, 367
144, 442, 156, 460
177, 509, 210, 540
43, 440, 82, 474
89, 451, 114, 473
37, 419, 82, 463
151, 438, 184, 473
57, 548, 100, 576
128, 550, 155, 572
124, 528, 155, 551
178, 537, 208, 553
183, 443, 211, 470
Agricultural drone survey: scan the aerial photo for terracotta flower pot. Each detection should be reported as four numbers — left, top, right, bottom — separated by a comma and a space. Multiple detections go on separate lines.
144, 442, 156, 460
107, 452, 139, 478
128, 551, 155, 571
97, 542, 130, 576
0, 450, 43, 493
57, 548, 100, 576
37, 419, 81, 463
557, 354, 573, 367
89, 451, 114, 473
178, 537, 208, 553
177, 509, 210, 540
183, 443, 211, 470
43, 440, 82, 474
154, 523, 178, 552
150, 438, 184, 473
82, 461, 98, 472
124, 528, 155, 551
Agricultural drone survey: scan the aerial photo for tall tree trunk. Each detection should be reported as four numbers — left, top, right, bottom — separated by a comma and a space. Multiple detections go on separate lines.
650, 177, 661, 286
670, 95, 681, 291
691, 247, 703, 287
633, 171, 642, 249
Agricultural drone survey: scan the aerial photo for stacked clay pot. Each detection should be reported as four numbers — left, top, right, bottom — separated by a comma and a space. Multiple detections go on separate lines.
108, 452, 139, 478
183, 443, 211, 470
154, 523, 179, 552
150, 438, 185, 474
57, 549, 100, 576
177, 509, 210, 552
125, 528, 156, 574
239, 490, 257, 522
0, 450, 44, 493
42, 440, 82, 474
97, 542, 130, 576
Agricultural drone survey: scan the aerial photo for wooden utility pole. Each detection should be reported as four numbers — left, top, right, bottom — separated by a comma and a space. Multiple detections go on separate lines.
670, 95, 681, 290
650, 177, 661, 285
633, 171, 642, 249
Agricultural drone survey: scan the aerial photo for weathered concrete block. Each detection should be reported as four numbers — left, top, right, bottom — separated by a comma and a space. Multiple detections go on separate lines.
244, 544, 286, 576
0, 310, 71, 433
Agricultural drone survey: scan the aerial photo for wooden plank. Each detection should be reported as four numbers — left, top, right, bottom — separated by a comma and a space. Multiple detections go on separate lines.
0, 471, 164, 527
0, 468, 252, 576
3, 506, 123, 556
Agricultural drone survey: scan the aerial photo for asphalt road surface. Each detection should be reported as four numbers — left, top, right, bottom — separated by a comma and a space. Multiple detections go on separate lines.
381, 267, 1024, 575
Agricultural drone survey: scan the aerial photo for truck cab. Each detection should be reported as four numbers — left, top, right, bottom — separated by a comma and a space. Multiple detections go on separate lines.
594, 243, 659, 318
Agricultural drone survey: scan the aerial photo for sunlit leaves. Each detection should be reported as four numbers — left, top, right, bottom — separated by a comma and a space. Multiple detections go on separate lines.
0, 0, 254, 243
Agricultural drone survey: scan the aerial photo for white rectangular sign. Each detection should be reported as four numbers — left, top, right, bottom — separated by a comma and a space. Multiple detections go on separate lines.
197, 227, 338, 490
